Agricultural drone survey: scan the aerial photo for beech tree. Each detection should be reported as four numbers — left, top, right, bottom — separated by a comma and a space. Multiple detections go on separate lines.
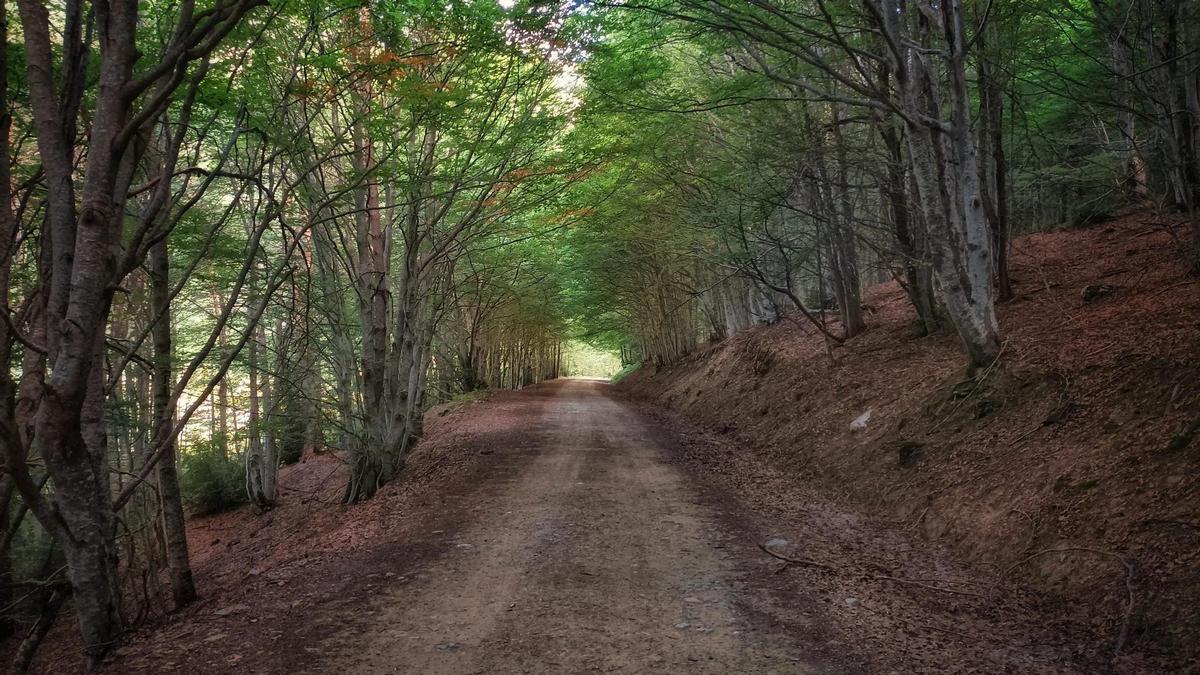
0, 0, 265, 660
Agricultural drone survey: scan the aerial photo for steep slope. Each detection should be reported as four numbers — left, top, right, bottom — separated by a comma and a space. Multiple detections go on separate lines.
619, 210, 1200, 665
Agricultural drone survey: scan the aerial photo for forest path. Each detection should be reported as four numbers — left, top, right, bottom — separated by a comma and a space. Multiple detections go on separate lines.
311, 379, 811, 673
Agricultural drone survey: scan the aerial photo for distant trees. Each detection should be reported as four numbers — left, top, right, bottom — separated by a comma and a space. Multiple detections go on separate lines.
1084, 0, 1200, 268
276, 7, 576, 502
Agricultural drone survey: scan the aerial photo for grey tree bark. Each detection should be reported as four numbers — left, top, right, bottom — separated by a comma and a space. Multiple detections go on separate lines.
879, 0, 1003, 370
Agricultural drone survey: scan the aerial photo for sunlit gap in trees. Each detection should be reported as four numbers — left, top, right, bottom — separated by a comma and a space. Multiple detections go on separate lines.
561, 340, 622, 379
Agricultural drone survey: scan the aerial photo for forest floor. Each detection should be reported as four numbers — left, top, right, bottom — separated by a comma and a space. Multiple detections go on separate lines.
35, 380, 1110, 673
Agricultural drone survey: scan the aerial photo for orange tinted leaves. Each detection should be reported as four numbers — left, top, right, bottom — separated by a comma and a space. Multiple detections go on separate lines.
401, 54, 436, 68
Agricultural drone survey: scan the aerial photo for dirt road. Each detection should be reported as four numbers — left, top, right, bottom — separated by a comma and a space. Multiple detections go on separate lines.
314, 379, 810, 673
70, 379, 1100, 674
306, 380, 1094, 674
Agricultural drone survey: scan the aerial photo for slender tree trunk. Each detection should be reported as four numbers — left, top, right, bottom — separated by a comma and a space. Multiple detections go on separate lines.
828, 103, 865, 336
0, 0, 17, 636
11, 547, 68, 674
882, 120, 939, 333
245, 271, 277, 508
977, 31, 1014, 301
150, 230, 196, 608
0, 481, 13, 639
212, 284, 230, 457
1092, 0, 1149, 198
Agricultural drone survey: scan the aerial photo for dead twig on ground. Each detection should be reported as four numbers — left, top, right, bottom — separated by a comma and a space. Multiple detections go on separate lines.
1008, 424, 1042, 447
871, 574, 986, 598
761, 541, 987, 598
1149, 277, 1200, 299
1137, 518, 1199, 531
918, 622, 983, 641
911, 505, 930, 531
757, 543, 834, 572
1080, 341, 1117, 360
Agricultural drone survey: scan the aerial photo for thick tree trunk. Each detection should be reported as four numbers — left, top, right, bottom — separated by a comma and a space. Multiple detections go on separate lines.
887, 0, 1002, 371
345, 112, 399, 504
32, 338, 123, 661
4, 0, 260, 662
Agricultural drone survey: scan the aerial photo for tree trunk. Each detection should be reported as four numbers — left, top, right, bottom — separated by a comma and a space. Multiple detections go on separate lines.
977, 28, 1014, 301
150, 232, 196, 609
11, 547, 68, 674
245, 275, 277, 508
4, 0, 260, 662
1092, 0, 1150, 198
887, 0, 1003, 370
829, 103, 865, 337
0, 0, 16, 637
881, 120, 939, 334
0, 480, 13, 640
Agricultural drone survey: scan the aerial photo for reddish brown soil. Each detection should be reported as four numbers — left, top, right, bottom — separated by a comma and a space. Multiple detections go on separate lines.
619, 209, 1200, 672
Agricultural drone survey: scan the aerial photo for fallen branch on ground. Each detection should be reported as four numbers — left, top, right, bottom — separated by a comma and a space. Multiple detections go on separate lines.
1149, 278, 1200, 298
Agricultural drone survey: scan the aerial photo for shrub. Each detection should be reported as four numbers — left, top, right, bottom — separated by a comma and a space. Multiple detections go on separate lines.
272, 416, 306, 465
610, 363, 639, 384
271, 391, 310, 465
179, 439, 246, 515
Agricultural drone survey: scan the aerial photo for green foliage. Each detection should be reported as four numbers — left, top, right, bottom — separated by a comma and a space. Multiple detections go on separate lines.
270, 393, 310, 466
609, 363, 639, 384
451, 389, 490, 405
7, 500, 55, 581
179, 438, 246, 515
